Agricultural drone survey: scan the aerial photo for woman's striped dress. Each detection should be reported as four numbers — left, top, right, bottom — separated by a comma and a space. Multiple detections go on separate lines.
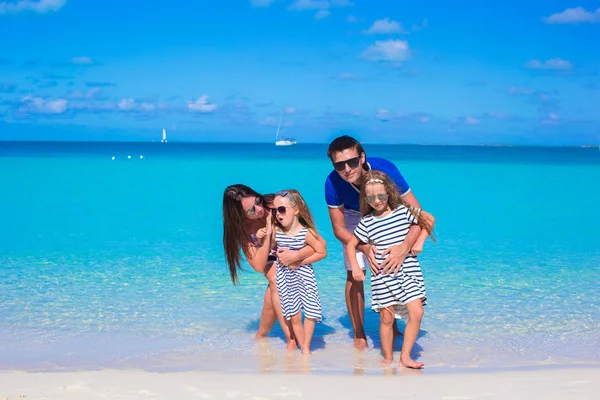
354, 205, 427, 320
275, 227, 322, 322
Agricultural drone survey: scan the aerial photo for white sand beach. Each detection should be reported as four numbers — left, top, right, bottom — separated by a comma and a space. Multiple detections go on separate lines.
1, 366, 598, 400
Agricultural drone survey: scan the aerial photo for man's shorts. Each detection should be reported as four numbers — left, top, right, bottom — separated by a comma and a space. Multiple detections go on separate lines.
343, 210, 368, 271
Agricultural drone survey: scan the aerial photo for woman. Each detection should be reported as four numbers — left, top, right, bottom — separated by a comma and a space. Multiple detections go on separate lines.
222, 184, 318, 349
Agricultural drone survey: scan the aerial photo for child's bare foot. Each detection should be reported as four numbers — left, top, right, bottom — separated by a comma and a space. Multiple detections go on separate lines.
353, 338, 367, 350
286, 340, 298, 351
379, 358, 393, 366
301, 348, 312, 355
400, 355, 424, 369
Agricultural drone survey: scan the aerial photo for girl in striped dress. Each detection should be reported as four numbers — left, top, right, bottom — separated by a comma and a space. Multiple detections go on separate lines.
269, 189, 327, 355
346, 171, 436, 369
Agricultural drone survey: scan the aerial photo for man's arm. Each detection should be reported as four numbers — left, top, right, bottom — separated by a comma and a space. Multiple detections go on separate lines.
328, 206, 353, 245
329, 207, 377, 268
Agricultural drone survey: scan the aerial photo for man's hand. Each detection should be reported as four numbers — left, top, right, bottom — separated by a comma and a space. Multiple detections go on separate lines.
352, 267, 365, 282
277, 248, 298, 266
380, 242, 410, 276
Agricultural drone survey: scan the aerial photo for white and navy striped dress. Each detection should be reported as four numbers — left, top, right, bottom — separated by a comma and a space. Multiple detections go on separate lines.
354, 205, 427, 320
275, 227, 322, 322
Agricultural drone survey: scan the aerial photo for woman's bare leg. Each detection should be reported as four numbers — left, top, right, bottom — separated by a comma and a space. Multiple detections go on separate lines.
265, 264, 297, 350
255, 285, 276, 338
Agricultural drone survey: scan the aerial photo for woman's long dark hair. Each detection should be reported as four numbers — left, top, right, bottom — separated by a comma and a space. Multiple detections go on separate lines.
222, 184, 263, 284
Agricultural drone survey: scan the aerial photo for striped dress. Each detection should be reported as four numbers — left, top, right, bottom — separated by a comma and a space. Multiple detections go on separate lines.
354, 205, 427, 320
275, 227, 323, 322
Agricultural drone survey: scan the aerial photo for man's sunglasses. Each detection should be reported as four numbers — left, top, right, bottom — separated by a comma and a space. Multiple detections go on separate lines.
246, 195, 263, 216
365, 193, 388, 204
333, 156, 360, 171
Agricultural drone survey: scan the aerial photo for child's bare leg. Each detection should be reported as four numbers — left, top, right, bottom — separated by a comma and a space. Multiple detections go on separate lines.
290, 312, 304, 351
255, 285, 277, 338
379, 307, 395, 365
302, 317, 316, 355
399, 300, 424, 369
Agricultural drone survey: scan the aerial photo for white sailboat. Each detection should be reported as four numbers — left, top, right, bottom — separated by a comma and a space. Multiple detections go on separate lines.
161, 128, 167, 143
275, 109, 296, 146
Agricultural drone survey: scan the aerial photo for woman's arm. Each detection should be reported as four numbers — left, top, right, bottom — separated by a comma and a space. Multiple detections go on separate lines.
242, 215, 275, 273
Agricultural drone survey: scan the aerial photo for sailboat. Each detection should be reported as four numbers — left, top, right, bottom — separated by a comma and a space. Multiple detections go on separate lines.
275, 109, 296, 146
161, 128, 167, 143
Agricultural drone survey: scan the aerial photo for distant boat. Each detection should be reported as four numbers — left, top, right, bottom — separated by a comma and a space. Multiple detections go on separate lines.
161, 128, 167, 143
275, 109, 296, 146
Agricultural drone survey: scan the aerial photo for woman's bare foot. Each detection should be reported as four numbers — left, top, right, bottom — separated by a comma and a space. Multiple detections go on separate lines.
400, 355, 424, 369
379, 358, 393, 366
353, 338, 367, 350
286, 340, 298, 351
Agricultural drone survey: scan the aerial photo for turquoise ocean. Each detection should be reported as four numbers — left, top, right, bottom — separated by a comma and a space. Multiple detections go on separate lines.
1, 141, 599, 373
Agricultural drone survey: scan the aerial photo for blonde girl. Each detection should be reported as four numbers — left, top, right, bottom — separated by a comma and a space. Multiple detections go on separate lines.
346, 171, 435, 368
258, 189, 327, 355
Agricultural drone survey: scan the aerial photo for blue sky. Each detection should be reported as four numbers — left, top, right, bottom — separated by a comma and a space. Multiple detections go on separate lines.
0, 0, 599, 145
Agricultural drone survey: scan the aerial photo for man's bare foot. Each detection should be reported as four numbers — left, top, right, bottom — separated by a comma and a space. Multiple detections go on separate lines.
379, 358, 393, 366
353, 338, 367, 350
400, 355, 424, 369
286, 340, 298, 351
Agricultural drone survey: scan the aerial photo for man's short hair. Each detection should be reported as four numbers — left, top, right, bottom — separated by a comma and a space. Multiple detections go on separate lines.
327, 135, 366, 161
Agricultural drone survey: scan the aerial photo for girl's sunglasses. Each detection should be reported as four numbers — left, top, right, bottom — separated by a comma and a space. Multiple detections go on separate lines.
365, 193, 388, 204
246, 195, 263, 216
272, 206, 290, 215
333, 156, 360, 171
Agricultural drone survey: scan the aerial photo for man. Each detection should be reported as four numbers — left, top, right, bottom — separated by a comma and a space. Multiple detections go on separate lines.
324, 135, 423, 350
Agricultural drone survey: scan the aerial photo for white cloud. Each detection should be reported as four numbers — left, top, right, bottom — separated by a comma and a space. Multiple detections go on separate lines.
314, 9, 330, 19
67, 87, 101, 99
361, 40, 411, 62
284, 106, 296, 114
543, 7, 600, 24
525, 58, 573, 70
465, 116, 480, 125
118, 98, 136, 111
508, 86, 536, 95
18, 96, 67, 114
375, 109, 394, 121
0, 0, 65, 15
70, 56, 93, 65
260, 116, 278, 126
346, 15, 358, 23
541, 113, 560, 125
338, 72, 356, 79
187, 95, 218, 113
364, 18, 406, 35
250, 0, 276, 6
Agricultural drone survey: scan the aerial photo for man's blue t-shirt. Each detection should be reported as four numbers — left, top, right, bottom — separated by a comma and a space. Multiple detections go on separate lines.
324, 157, 411, 213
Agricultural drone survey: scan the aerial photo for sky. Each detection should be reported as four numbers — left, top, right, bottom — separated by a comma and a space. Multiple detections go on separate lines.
0, 0, 599, 145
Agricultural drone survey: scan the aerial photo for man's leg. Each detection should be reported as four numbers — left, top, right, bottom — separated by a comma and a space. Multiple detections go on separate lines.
346, 271, 367, 349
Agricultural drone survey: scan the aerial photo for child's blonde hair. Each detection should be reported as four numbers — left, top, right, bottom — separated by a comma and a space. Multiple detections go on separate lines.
360, 170, 436, 243
273, 189, 320, 239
